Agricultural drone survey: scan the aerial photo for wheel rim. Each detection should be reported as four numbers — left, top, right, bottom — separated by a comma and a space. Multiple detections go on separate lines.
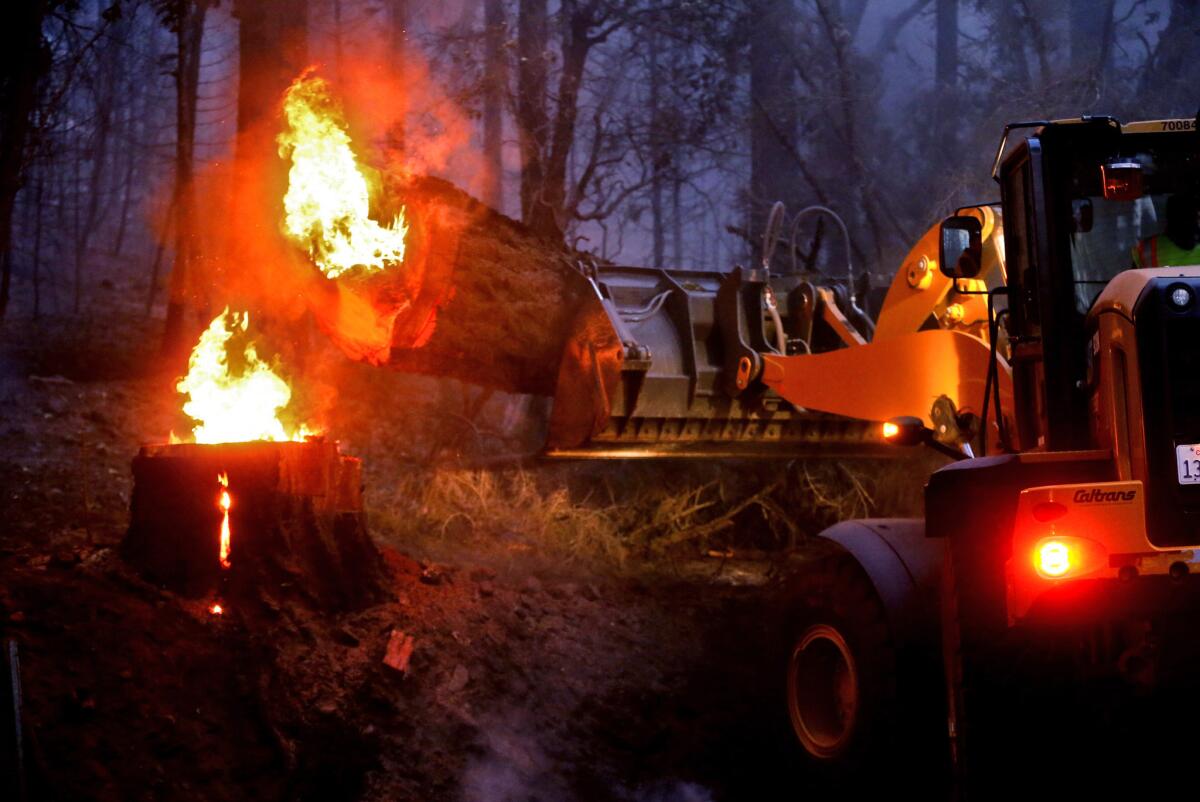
787, 623, 859, 759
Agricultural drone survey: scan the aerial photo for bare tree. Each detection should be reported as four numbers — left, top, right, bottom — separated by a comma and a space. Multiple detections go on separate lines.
1138, 0, 1200, 116
935, 0, 958, 152
481, 0, 506, 210
515, 0, 549, 227
0, 0, 52, 320
748, 0, 800, 249
159, 0, 214, 355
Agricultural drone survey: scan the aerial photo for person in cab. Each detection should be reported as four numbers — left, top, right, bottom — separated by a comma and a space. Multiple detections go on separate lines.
1133, 191, 1200, 267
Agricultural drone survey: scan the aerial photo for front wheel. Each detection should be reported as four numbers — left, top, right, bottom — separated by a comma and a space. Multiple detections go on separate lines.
787, 621, 863, 759
783, 556, 897, 773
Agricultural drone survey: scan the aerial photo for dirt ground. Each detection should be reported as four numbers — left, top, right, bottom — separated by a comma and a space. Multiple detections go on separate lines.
0, 311, 928, 801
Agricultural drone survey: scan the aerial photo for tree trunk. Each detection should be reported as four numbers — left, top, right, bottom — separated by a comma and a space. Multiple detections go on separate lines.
934, 0, 957, 153
995, 0, 1030, 91
527, 0, 593, 241
234, 0, 308, 146
390, 0, 407, 150
31, 173, 43, 318
1069, 0, 1113, 77
748, 0, 799, 257
671, 174, 683, 265
649, 30, 665, 266
481, 0, 506, 210
163, 1, 210, 356
73, 44, 119, 314
1139, 0, 1200, 114
516, 0, 549, 226
0, 0, 50, 321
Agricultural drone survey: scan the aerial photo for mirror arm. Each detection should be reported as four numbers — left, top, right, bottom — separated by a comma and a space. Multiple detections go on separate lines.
978, 288, 1013, 457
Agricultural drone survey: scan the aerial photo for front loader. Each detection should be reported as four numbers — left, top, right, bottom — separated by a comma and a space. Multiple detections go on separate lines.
544, 115, 1200, 794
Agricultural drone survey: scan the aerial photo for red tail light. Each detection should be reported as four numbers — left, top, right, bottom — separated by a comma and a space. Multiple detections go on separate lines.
1033, 536, 1107, 580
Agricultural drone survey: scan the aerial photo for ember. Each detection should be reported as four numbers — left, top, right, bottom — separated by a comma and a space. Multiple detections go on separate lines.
209, 603, 224, 616
278, 71, 407, 279
217, 472, 232, 569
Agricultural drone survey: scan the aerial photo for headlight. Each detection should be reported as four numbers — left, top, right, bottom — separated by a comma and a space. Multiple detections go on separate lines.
1168, 284, 1193, 310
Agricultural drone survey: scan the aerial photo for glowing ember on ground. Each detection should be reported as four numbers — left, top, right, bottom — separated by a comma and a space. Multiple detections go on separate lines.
175, 308, 314, 444
278, 71, 408, 279
217, 472, 232, 569
209, 603, 224, 616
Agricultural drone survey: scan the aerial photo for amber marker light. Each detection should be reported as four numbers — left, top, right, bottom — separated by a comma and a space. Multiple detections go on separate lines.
882, 421, 900, 440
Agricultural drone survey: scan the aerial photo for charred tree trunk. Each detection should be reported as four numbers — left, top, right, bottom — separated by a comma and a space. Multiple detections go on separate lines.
0, 0, 50, 321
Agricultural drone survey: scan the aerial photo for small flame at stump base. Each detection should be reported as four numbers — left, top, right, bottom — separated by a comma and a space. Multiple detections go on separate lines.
217, 472, 232, 569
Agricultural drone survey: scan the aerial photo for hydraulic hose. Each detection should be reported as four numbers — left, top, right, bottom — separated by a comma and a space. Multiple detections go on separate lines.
787, 205, 872, 339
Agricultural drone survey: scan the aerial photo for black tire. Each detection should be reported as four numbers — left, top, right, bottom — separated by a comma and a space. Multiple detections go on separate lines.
941, 540, 974, 798
941, 540, 1011, 801
782, 554, 898, 778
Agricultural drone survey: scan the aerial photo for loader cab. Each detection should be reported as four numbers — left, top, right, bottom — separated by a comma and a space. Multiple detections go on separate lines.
995, 118, 1200, 454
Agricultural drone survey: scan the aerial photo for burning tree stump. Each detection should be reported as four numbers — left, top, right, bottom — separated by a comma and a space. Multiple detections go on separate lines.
121, 440, 385, 611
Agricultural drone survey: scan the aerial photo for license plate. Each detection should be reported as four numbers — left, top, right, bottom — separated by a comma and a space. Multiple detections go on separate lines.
1177, 444, 1200, 484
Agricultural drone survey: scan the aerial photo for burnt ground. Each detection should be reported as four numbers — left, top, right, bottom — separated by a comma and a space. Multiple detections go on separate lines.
0, 312, 930, 801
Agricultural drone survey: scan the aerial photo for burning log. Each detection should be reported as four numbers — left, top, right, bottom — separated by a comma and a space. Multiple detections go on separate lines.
272, 73, 589, 397
120, 440, 385, 611
315, 174, 590, 397
381, 176, 589, 397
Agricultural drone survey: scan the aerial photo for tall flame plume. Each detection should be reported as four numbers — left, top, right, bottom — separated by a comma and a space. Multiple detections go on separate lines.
176, 308, 314, 444
278, 71, 408, 279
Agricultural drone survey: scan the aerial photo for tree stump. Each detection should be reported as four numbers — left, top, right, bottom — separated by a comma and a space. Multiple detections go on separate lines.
120, 440, 385, 611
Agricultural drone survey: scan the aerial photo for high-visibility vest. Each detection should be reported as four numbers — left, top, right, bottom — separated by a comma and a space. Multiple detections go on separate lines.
1133, 235, 1200, 267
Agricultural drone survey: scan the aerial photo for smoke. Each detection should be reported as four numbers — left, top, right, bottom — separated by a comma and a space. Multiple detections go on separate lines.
459, 711, 714, 802
459, 713, 572, 802
157, 34, 485, 434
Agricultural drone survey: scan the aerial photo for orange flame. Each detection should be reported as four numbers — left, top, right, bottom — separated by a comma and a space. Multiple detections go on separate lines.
209, 603, 224, 616
175, 308, 316, 444
278, 71, 407, 279
217, 472, 232, 569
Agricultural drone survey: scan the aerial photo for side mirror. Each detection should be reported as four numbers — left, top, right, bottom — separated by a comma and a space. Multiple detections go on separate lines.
938, 215, 983, 280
